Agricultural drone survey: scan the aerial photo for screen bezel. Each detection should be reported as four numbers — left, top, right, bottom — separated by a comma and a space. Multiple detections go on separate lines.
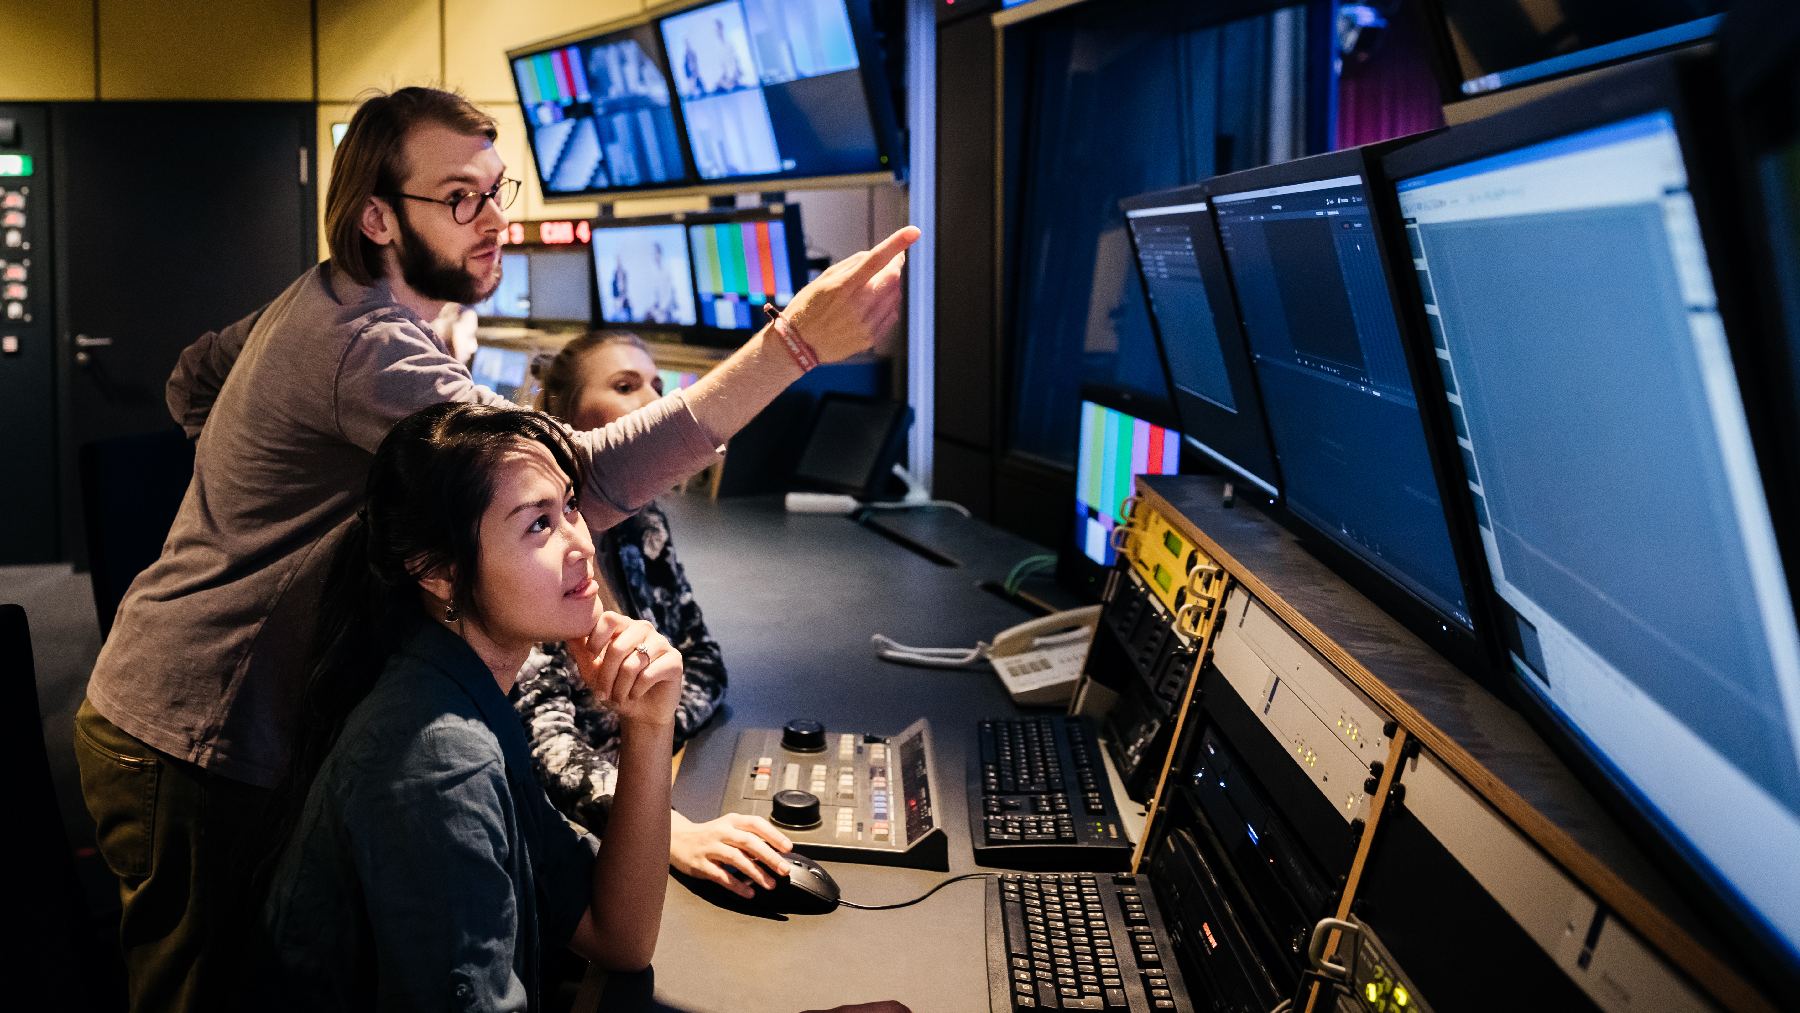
586, 211, 699, 336
677, 202, 807, 347
1382, 49, 1800, 996
1199, 141, 1491, 663
1119, 184, 1283, 500
509, 23, 702, 199
650, 0, 901, 189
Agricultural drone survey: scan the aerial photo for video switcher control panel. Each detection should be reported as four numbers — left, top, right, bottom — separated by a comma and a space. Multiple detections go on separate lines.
720, 717, 948, 870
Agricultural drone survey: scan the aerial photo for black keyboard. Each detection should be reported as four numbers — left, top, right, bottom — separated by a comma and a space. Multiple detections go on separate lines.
986, 872, 1192, 1012
970, 716, 1136, 870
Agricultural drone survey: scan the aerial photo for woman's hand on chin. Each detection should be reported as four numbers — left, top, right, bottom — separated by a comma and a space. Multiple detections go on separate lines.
569, 611, 683, 731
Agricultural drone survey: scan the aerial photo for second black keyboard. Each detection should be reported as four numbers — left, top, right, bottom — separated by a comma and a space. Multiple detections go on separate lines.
970, 715, 1135, 870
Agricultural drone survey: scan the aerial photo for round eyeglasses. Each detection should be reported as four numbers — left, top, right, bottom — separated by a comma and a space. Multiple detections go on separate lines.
387, 177, 521, 225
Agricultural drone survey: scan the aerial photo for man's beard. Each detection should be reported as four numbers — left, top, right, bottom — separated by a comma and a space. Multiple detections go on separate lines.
393, 206, 501, 305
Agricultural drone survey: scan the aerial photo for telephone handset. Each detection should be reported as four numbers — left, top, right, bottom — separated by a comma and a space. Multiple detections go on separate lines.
985, 605, 1102, 706
870, 605, 1102, 706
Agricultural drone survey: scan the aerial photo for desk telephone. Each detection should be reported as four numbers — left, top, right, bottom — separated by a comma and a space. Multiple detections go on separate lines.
872, 606, 1102, 707
986, 606, 1102, 706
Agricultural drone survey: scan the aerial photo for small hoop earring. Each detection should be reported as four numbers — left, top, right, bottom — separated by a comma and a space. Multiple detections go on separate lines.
443, 603, 460, 624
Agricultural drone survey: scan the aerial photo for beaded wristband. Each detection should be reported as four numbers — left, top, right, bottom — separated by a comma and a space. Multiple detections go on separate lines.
764, 304, 820, 374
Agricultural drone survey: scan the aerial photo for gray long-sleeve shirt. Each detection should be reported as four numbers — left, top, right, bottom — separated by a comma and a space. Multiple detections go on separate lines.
86, 263, 721, 787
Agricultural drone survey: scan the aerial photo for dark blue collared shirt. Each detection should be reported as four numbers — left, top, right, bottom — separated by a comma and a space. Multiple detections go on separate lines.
264, 621, 599, 1012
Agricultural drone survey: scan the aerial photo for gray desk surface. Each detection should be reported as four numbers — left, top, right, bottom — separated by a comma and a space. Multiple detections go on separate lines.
649, 493, 1061, 1013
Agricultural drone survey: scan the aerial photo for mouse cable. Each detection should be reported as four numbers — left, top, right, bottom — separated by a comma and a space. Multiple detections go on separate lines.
838, 873, 995, 911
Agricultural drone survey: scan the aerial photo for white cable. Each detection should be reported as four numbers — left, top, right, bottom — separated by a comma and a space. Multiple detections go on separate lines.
871, 633, 991, 668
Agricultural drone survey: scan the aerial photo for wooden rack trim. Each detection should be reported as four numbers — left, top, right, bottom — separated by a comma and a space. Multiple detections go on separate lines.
1137, 478, 1772, 1013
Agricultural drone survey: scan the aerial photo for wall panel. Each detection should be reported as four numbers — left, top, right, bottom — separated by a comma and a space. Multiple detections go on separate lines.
98, 0, 312, 100
0, 0, 95, 100
318, 0, 443, 102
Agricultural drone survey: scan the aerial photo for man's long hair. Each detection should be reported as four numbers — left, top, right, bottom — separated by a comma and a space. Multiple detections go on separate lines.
325, 87, 496, 286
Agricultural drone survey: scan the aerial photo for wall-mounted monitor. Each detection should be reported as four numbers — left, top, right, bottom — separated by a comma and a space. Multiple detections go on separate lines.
1121, 187, 1280, 498
684, 203, 805, 346
1207, 144, 1478, 643
510, 24, 694, 197
1425, 0, 1724, 99
657, 0, 898, 185
589, 216, 698, 329
1386, 52, 1800, 982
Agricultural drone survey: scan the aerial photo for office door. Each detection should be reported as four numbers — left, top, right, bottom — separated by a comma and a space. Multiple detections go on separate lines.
53, 102, 316, 564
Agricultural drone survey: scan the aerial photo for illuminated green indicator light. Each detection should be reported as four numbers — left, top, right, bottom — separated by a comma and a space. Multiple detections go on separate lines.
1395, 987, 1408, 1006
1366, 984, 1379, 1004
1163, 529, 1183, 557
1152, 563, 1173, 592
0, 154, 31, 176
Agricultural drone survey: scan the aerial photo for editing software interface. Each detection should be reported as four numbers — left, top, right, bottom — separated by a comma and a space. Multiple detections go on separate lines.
1398, 111, 1800, 959
660, 0, 880, 181
513, 25, 689, 194
591, 222, 698, 327
689, 217, 796, 329
1125, 199, 1279, 495
1213, 174, 1471, 629
1075, 400, 1181, 567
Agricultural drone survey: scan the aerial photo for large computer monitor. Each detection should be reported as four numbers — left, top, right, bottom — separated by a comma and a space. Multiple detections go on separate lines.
684, 203, 805, 346
1426, 0, 1724, 99
1121, 186, 1280, 498
590, 215, 699, 330
1387, 52, 1800, 981
657, 0, 899, 185
1207, 146, 1477, 641
510, 23, 694, 197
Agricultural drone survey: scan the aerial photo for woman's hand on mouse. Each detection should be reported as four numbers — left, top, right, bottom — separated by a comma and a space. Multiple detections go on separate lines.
569, 612, 682, 732
671, 811, 794, 899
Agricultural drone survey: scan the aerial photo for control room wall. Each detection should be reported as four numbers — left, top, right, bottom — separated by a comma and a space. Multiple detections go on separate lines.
0, 0, 651, 247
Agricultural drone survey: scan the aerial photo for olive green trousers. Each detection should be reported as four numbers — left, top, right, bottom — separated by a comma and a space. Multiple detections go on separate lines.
74, 698, 269, 1013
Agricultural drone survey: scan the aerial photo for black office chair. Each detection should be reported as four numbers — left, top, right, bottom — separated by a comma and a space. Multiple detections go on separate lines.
0, 604, 125, 1007
79, 427, 195, 639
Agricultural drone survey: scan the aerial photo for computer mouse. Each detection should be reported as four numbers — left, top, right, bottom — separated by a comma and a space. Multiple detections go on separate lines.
762, 852, 840, 914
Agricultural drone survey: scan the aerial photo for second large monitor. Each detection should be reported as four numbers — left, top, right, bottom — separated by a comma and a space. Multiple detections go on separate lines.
1122, 187, 1279, 497
1206, 147, 1476, 636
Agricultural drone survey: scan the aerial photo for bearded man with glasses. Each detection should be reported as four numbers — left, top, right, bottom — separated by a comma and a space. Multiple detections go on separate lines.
73, 86, 916, 1013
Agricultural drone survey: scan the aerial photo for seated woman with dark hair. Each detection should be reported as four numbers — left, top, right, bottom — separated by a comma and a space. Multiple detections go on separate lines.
258, 401, 910, 1011
258, 401, 688, 1004
513, 331, 794, 898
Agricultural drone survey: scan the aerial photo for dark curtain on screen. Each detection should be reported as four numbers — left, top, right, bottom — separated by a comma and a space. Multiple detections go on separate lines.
1006, 8, 1296, 469
1336, 0, 1447, 149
